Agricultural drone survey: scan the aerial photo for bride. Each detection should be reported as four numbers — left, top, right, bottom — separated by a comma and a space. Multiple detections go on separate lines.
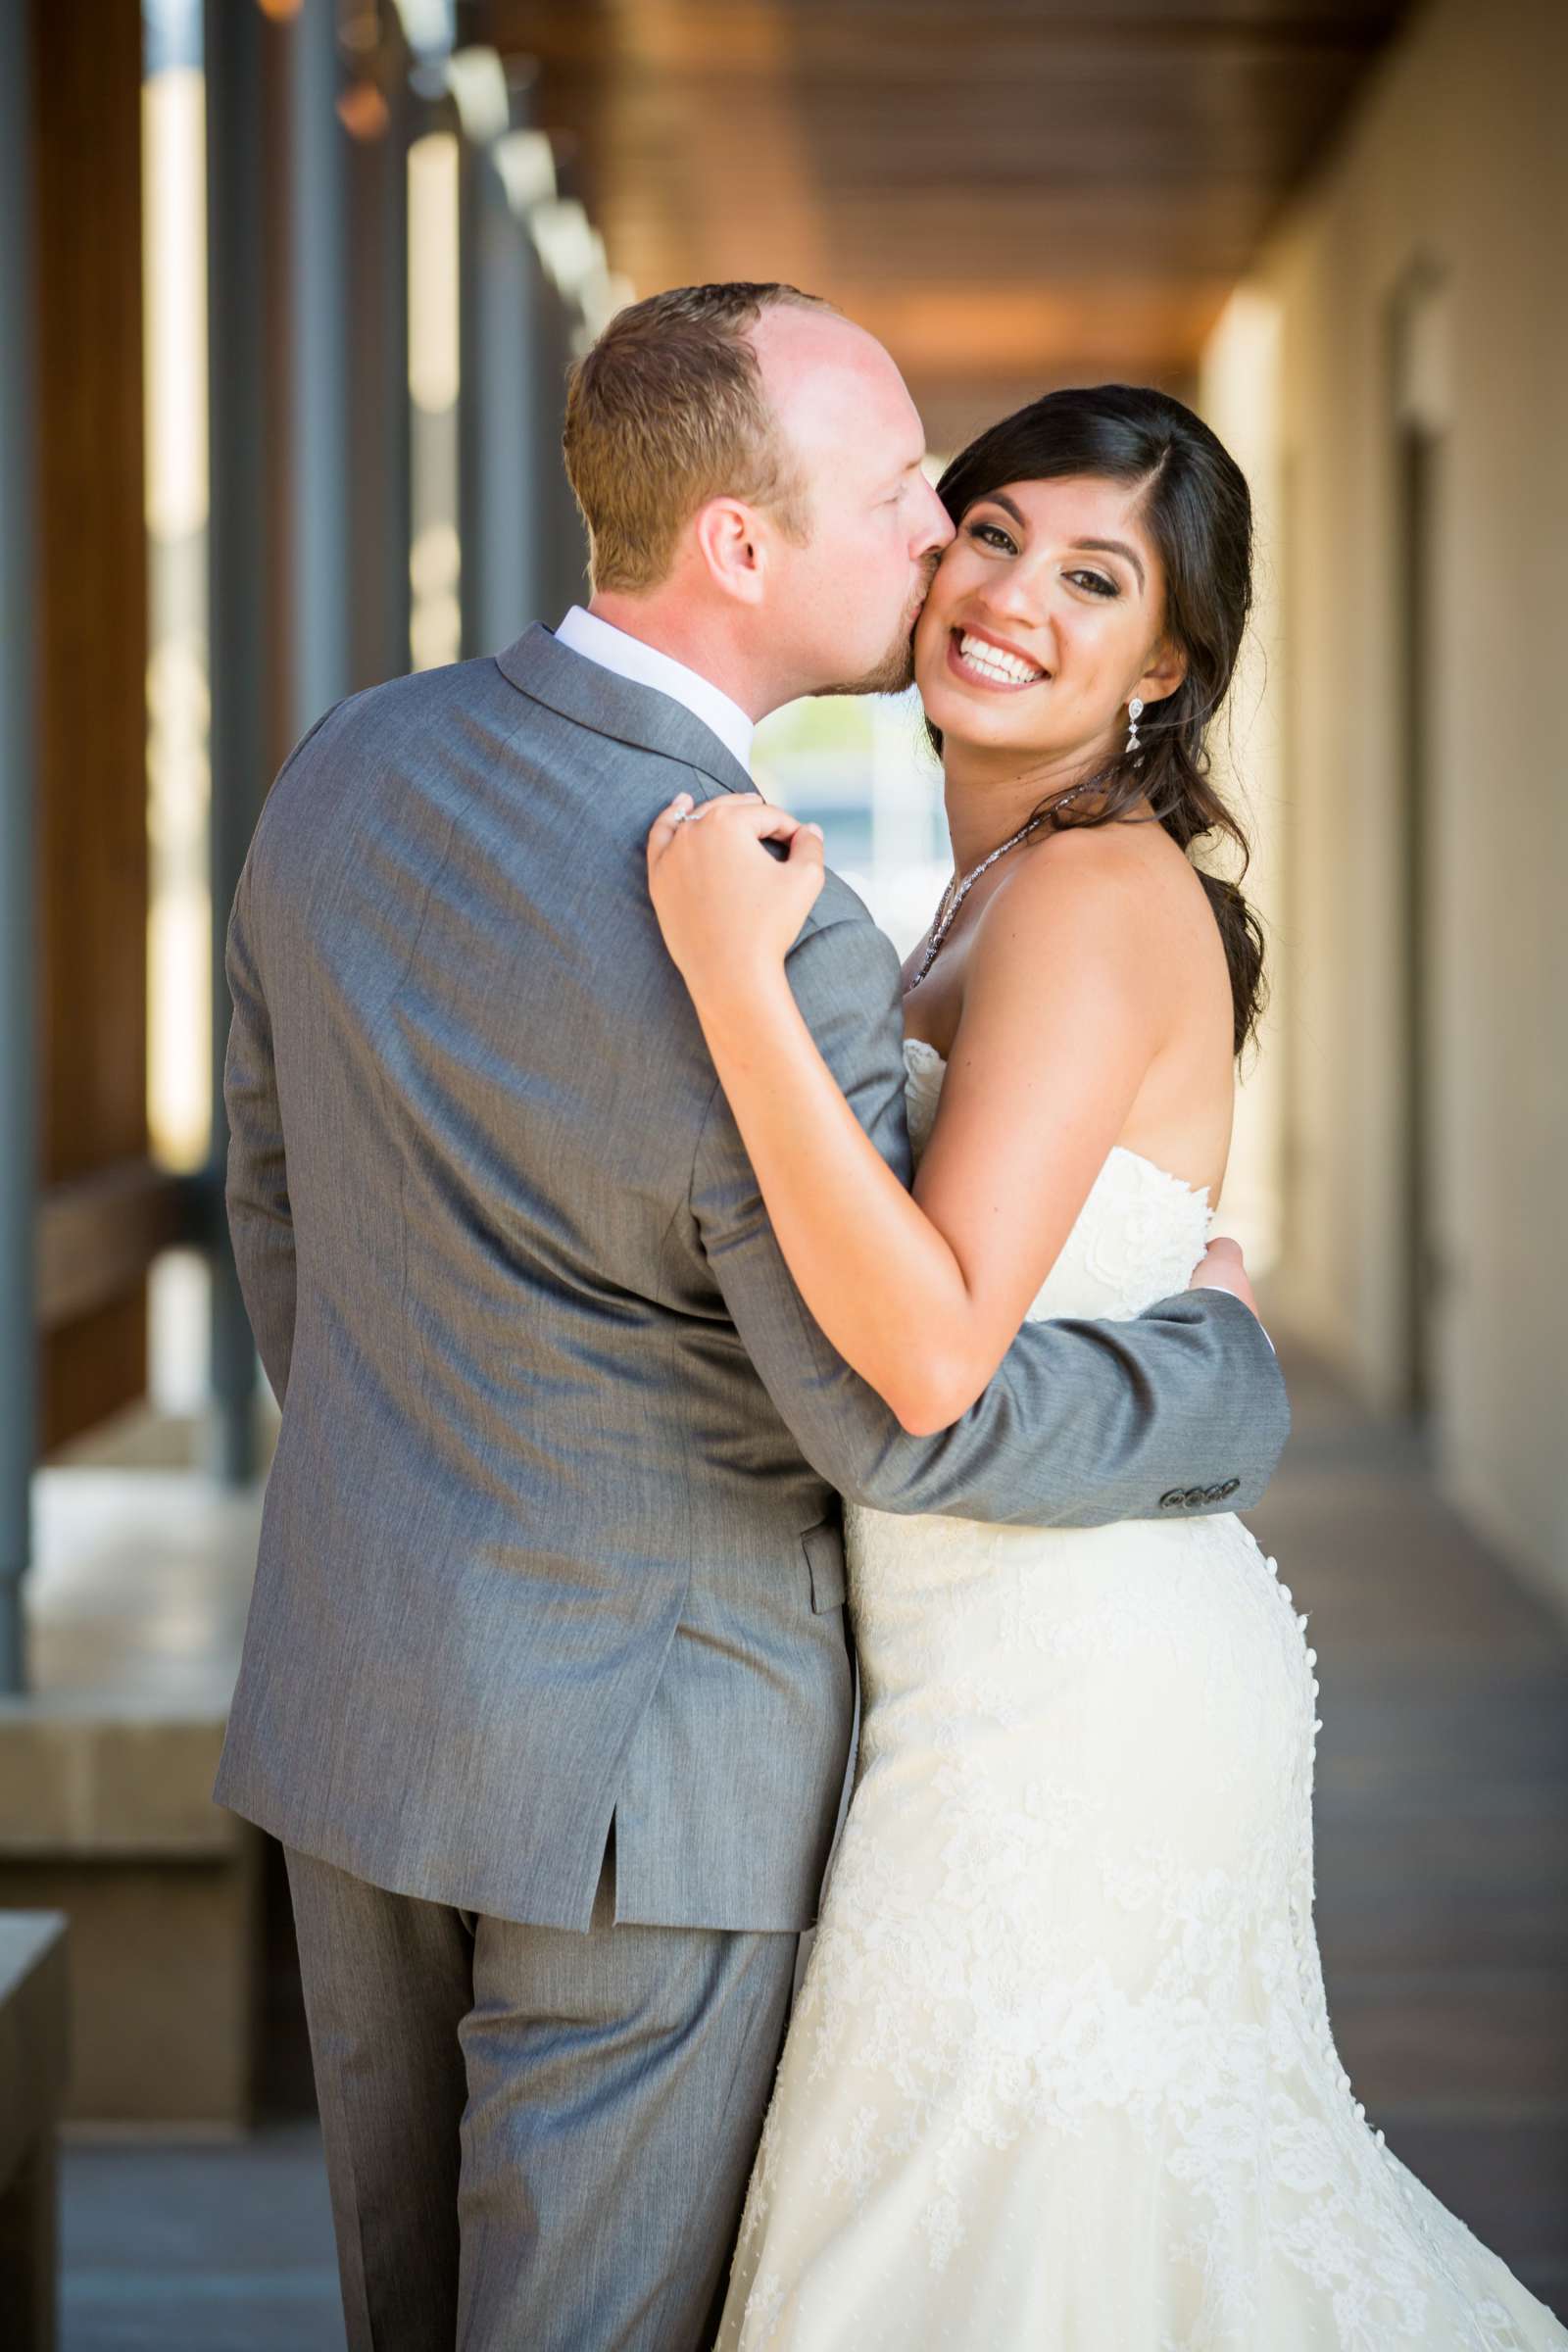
646, 384, 1564, 2350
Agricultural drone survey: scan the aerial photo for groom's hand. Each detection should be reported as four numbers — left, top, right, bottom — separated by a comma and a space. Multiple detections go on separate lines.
1190, 1235, 1260, 1322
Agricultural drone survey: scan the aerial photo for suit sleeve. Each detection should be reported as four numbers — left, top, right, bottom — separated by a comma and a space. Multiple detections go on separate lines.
689, 909, 1291, 1527
222, 857, 295, 1406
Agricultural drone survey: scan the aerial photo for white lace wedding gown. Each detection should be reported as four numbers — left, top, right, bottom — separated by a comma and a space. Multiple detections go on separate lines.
715, 1038, 1565, 2351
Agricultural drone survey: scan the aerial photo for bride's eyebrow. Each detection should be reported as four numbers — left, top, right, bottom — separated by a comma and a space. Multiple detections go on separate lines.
976, 491, 1027, 530
1071, 536, 1146, 590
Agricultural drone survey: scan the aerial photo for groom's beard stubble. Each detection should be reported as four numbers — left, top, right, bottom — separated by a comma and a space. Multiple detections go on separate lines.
812, 557, 940, 701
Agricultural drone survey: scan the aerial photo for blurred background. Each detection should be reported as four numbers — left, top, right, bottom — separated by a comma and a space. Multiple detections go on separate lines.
0, 0, 1564, 2344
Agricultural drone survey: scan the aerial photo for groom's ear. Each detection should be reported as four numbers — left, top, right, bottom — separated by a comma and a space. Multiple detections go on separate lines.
693, 496, 768, 606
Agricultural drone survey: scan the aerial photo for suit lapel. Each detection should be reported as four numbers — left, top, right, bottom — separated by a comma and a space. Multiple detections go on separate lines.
494, 623, 757, 799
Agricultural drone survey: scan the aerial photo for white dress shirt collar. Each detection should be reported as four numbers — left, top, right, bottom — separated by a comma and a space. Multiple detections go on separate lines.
554, 606, 755, 775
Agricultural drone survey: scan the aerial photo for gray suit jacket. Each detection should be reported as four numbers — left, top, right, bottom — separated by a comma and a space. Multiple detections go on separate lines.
214, 625, 1290, 1934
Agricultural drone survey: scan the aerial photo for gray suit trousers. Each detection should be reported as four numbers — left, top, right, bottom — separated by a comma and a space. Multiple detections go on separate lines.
284, 1841, 797, 2352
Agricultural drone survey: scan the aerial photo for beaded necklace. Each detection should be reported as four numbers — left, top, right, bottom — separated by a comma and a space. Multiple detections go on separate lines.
907, 775, 1095, 992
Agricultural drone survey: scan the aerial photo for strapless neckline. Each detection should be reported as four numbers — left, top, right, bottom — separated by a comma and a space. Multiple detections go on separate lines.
899, 1034, 1211, 1211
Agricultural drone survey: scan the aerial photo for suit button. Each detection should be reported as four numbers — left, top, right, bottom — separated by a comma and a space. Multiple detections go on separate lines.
1159, 1489, 1184, 1511
1202, 1484, 1224, 1504
1219, 1477, 1240, 1499
1183, 1488, 1206, 1509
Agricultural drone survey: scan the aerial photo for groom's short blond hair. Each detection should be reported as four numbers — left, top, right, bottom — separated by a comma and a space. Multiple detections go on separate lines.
564, 282, 834, 595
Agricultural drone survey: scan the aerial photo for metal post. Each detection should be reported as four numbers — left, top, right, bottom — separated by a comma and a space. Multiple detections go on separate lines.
285, 0, 352, 732
347, 78, 413, 690
457, 139, 483, 659
0, 0, 36, 1689
534, 276, 589, 621
460, 146, 539, 654
204, 0, 268, 1483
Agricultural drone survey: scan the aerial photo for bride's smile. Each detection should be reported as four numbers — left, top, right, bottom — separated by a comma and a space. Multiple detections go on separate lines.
943, 623, 1050, 690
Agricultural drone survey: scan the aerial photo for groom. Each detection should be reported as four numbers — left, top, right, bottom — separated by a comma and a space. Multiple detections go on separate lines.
215, 282, 1288, 2350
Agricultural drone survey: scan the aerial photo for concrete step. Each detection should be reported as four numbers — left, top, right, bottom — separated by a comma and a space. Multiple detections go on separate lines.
0, 1470, 265, 2130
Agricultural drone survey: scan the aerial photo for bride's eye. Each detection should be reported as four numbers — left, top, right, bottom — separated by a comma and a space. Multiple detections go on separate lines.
967, 520, 1017, 555
1067, 568, 1118, 598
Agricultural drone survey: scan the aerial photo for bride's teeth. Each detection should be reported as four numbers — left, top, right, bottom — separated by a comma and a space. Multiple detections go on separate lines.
957, 633, 1041, 685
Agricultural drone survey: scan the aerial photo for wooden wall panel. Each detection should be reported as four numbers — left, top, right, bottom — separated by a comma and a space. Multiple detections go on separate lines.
32, 0, 151, 1451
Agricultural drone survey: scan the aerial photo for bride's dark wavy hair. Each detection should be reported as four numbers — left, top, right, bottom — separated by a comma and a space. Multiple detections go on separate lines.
930, 384, 1266, 1055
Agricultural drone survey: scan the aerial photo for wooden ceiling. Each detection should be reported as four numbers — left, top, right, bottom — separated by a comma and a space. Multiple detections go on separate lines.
476, 0, 1409, 449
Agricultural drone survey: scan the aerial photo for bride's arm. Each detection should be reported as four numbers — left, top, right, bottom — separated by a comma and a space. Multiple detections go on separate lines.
648, 791, 1168, 1434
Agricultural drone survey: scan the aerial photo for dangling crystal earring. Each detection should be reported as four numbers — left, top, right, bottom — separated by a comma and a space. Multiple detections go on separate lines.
1126, 696, 1145, 758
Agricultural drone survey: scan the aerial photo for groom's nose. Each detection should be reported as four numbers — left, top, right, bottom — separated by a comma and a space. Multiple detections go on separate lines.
913, 476, 954, 559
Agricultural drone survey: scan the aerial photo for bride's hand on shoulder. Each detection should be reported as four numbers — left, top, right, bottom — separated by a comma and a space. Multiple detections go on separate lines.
646, 792, 825, 1001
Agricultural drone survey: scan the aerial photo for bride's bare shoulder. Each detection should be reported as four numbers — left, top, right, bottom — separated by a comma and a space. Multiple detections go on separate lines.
986, 815, 1195, 937
967, 818, 1223, 1031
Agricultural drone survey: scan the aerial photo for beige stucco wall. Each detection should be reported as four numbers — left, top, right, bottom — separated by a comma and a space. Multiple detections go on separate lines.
1200, 0, 1568, 1599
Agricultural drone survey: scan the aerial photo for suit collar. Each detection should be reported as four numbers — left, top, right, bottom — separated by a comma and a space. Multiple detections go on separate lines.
494, 623, 757, 799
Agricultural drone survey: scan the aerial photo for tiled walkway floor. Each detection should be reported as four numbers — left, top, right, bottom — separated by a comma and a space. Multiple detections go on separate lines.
1250, 1348, 1568, 2316
60, 2125, 341, 2352
56, 1341, 1568, 2344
